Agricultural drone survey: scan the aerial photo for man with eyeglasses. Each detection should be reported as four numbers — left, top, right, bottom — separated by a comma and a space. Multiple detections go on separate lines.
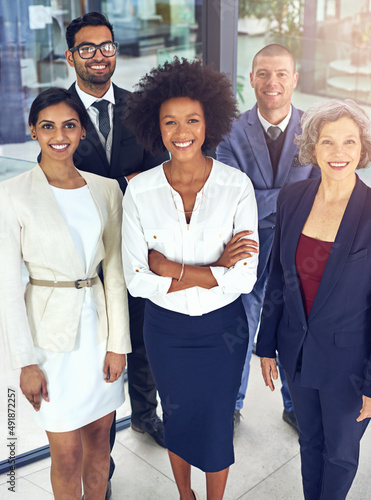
64, 11, 168, 500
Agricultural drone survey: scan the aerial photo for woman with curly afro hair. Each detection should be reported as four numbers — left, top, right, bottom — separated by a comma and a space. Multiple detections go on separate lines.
122, 58, 259, 500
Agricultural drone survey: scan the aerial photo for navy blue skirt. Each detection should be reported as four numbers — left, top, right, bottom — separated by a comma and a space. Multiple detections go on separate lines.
143, 298, 248, 472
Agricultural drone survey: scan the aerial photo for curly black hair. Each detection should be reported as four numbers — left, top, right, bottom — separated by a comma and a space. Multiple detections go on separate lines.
123, 57, 239, 154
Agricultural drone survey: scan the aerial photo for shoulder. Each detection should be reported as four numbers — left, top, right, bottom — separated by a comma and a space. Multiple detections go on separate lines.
78, 170, 121, 195
356, 174, 371, 200
211, 159, 253, 190
290, 105, 304, 124
278, 178, 318, 205
113, 84, 131, 102
0, 165, 38, 193
230, 108, 252, 131
127, 164, 166, 194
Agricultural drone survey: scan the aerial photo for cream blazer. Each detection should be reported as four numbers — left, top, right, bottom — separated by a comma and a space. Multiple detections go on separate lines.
0, 165, 131, 369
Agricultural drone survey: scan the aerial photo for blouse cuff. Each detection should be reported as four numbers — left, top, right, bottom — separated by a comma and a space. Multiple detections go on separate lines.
210, 266, 226, 294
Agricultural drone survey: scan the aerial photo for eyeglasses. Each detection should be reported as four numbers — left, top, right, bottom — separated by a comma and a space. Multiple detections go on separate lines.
70, 42, 118, 59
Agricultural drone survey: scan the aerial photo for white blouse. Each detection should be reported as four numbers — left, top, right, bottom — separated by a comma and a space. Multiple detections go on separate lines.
122, 159, 259, 316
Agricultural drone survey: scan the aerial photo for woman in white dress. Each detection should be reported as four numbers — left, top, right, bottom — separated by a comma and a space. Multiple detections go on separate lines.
0, 88, 131, 500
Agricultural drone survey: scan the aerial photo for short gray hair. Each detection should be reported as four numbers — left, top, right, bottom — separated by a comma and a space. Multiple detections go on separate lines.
296, 99, 371, 169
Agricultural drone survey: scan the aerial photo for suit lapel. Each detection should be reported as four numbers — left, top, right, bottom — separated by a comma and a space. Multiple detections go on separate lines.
245, 105, 273, 188
274, 106, 302, 187
308, 177, 367, 321
69, 83, 110, 176
109, 85, 134, 174
284, 178, 321, 325
31, 166, 86, 277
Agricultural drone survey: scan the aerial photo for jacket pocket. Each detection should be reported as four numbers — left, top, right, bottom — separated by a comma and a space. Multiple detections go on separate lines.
346, 248, 368, 262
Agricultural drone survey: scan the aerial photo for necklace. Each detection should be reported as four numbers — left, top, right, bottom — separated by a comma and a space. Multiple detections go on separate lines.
168, 157, 209, 215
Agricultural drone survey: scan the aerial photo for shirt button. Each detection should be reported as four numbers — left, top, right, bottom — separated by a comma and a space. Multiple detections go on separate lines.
153, 235, 157, 239
107, 145, 111, 151
135, 269, 139, 273
219, 233, 223, 238
243, 262, 247, 266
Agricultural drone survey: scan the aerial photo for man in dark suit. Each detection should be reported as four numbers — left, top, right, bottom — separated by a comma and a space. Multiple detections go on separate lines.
217, 44, 320, 432
64, 11, 168, 498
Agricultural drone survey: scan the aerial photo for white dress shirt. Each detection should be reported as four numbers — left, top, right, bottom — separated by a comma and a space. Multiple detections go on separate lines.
75, 82, 115, 163
257, 105, 292, 134
122, 159, 259, 316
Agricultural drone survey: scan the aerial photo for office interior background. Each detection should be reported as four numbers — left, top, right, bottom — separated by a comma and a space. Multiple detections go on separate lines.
1, 0, 371, 486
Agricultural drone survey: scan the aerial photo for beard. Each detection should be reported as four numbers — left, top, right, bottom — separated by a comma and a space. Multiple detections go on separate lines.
76, 60, 116, 86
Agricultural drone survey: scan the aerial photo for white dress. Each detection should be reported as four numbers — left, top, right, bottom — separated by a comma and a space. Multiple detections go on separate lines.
34, 185, 125, 432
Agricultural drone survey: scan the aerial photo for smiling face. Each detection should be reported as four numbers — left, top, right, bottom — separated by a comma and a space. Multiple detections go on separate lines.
314, 116, 362, 184
65, 25, 116, 95
30, 102, 85, 166
159, 97, 206, 164
250, 54, 298, 123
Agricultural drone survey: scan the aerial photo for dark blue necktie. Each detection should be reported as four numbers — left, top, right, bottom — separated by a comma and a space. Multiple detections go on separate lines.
92, 100, 110, 140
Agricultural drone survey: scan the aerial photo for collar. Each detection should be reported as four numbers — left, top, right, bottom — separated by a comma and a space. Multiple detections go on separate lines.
257, 105, 292, 134
74, 81, 116, 109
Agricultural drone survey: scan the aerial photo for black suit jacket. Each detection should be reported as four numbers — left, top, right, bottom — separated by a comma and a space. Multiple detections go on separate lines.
69, 83, 169, 193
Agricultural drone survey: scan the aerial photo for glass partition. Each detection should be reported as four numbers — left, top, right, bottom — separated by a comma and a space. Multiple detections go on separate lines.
237, 0, 371, 113
0, 0, 202, 154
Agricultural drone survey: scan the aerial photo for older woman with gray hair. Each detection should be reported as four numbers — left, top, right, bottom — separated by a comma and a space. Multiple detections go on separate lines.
256, 98, 371, 500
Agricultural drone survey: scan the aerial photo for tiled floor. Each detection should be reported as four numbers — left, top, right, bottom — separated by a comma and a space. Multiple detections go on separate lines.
1, 354, 371, 499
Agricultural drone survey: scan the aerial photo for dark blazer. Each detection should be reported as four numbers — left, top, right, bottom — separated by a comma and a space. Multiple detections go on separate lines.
256, 176, 371, 397
216, 104, 319, 277
69, 83, 168, 193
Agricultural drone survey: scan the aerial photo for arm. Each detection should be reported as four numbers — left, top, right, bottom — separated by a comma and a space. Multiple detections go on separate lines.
357, 396, 371, 422
0, 184, 38, 369
217, 135, 279, 222
122, 184, 173, 298
254, 188, 281, 221
208, 177, 259, 295
148, 230, 259, 292
256, 189, 286, 389
256, 192, 285, 357
102, 181, 131, 357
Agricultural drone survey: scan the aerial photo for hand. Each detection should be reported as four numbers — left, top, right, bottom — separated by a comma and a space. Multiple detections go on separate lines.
103, 352, 126, 383
126, 171, 141, 182
213, 230, 258, 268
20, 364, 49, 412
260, 357, 278, 392
148, 249, 168, 276
356, 395, 371, 422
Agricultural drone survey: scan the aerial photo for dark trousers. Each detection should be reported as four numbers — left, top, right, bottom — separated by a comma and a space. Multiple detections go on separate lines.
109, 294, 158, 479
286, 372, 369, 500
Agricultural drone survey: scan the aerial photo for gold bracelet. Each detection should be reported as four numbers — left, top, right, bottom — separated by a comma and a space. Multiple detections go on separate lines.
178, 262, 185, 282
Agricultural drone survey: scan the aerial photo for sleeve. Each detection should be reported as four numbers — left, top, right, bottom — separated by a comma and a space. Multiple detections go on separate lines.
121, 184, 172, 298
217, 136, 279, 222
254, 188, 280, 221
0, 184, 38, 369
102, 182, 132, 354
216, 135, 240, 170
210, 176, 259, 295
255, 189, 286, 358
